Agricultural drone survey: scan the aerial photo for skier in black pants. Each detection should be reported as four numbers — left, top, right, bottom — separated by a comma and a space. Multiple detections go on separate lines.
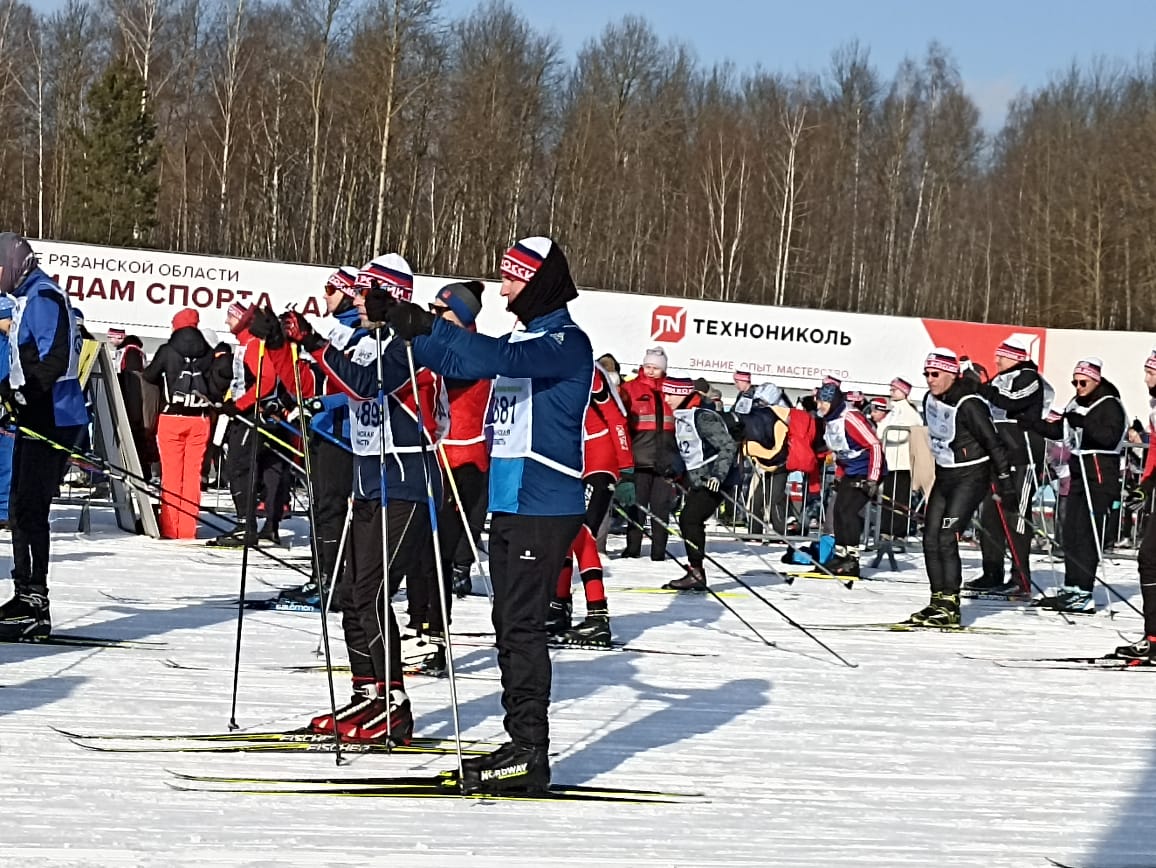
661, 377, 739, 591
282, 253, 442, 745
1032, 357, 1126, 614
907, 348, 1015, 628
384, 235, 591, 795
0, 234, 88, 640
968, 336, 1051, 596
1115, 350, 1156, 661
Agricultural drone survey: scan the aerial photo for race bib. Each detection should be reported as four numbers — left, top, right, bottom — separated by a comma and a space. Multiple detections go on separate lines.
489, 378, 532, 459
349, 396, 386, 456
674, 409, 707, 469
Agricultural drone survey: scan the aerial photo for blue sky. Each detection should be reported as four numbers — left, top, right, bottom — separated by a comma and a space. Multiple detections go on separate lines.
36, 0, 1156, 127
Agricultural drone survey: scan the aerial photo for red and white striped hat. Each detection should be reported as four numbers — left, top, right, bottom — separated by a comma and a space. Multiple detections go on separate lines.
1073, 357, 1102, 383
1145, 350, 1156, 373
924, 347, 960, 375
325, 265, 359, 299
890, 377, 912, 396
995, 336, 1032, 362
870, 396, 889, 412
356, 253, 414, 302
500, 237, 552, 283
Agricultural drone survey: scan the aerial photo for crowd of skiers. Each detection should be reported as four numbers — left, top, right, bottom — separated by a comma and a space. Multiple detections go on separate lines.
4, 226, 1156, 795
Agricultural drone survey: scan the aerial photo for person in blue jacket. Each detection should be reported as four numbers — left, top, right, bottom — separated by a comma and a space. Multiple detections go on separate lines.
0, 294, 15, 528
0, 233, 88, 640
380, 235, 593, 795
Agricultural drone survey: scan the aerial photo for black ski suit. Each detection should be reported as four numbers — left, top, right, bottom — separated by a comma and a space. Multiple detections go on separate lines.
922, 380, 1011, 595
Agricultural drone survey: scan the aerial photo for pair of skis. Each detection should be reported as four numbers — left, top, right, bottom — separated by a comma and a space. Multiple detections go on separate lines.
51, 728, 700, 803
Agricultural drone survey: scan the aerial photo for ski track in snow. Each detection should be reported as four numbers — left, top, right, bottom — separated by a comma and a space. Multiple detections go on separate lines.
1, 507, 1155, 867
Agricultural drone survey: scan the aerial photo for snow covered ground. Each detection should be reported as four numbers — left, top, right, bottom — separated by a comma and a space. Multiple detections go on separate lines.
2, 505, 1155, 868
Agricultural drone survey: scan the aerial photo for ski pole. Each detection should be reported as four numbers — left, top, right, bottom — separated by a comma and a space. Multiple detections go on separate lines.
229, 339, 266, 730
372, 324, 395, 745
1076, 453, 1139, 618
633, 499, 856, 667
228, 411, 306, 460
709, 481, 850, 583
611, 502, 779, 650
290, 343, 342, 763
404, 341, 465, 787
669, 478, 839, 586
438, 443, 493, 603
991, 489, 1075, 626
12, 422, 316, 582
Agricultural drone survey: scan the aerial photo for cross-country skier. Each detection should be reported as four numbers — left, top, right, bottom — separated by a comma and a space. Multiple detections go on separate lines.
0, 233, 88, 640
281, 254, 444, 744
380, 235, 592, 795
815, 381, 884, 579
548, 360, 634, 645
966, 337, 1051, 595
1031, 357, 1126, 613
661, 376, 740, 591
906, 348, 1015, 627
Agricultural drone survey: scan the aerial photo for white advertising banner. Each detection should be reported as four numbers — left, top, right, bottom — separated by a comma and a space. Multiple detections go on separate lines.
30, 237, 1156, 421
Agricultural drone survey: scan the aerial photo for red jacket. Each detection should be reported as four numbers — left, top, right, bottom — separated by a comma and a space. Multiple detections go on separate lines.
620, 372, 675, 471
442, 378, 491, 472
584, 367, 632, 479
230, 326, 278, 412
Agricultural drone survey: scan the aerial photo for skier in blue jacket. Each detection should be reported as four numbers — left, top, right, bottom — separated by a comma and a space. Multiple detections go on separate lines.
379, 236, 592, 795
0, 294, 15, 527
0, 233, 88, 640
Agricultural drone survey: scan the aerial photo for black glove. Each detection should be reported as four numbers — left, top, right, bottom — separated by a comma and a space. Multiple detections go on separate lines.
994, 472, 1018, 507
384, 299, 435, 341
249, 306, 286, 349
217, 399, 239, 418
701, 477, 721, 493
855, 478, 880, 499
304, 396, 326, 416
1125, 486, 1147, 511
1064, 410, 1086, 428
363, 286, 397, 325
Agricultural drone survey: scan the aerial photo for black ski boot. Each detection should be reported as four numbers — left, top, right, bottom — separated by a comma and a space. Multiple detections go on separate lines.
545, 598, 572, 636
827, 548, 860, 580
904, 595, 941, 626
0, 591, 51, 641
409, 643, 448, 677
1114, 635, 1156, 663
963, 572, 1004, 592
452, 564, 472, 599
557, 604, 611, 648
663, 565, 707, 592
461, 742, 550, 795
207, 522, 256, 548
277, 582, 326, 610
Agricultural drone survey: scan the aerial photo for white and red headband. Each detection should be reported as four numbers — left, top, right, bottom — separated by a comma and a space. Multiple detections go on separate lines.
924, 347, 960, 375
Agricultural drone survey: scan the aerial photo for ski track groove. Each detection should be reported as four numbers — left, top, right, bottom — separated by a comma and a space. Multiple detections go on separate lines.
0, 510, 1153, 866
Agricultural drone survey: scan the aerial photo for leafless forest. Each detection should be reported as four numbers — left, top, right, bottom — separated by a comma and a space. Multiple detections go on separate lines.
3, 0, 1155, 330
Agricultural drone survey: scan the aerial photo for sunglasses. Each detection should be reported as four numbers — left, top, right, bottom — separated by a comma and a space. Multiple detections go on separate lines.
923, 370, 941, 379
1072, 379, 1092, 387
427, 304, 450, 317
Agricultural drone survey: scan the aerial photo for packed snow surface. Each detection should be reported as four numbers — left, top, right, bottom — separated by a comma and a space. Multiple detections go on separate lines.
1, 506, 1154, 868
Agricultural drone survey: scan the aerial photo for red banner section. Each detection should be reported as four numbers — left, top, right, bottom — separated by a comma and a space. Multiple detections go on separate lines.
921, 319, 1048, 373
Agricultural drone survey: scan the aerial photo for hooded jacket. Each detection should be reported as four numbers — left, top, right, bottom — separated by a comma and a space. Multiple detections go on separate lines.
142, 326, 220, 414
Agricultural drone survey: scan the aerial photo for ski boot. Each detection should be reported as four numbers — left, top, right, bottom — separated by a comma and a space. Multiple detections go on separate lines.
461, 742, 550, 795
663, 564, 707, 592
341, 685, 414, 745
918, 593, 961, 627
1114, 635, 1156, 663
207, 522, 256, 548
545, 598, 572, 636
904, 594, 944, 626
556, 604, 611, 648
277, 582, 325, 610
1053, 587, 1094, 614
963, 572, 1004, 593
257, 522, 280, 546
309, 678, 379, 734
0, 591, 50, 641
827, 547, 860, 582
452, 564, 472, 599
409, 643, 448, 677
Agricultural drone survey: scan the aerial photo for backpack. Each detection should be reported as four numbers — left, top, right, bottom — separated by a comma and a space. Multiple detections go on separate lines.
168, 352, 211, 410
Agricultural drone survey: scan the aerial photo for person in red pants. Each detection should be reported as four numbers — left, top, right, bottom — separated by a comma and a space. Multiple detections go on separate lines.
547, 362, 634, 646
143, 309, 223, 539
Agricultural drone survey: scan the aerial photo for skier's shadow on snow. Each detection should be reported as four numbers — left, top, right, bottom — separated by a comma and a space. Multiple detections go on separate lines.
0, 674, 85, 718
